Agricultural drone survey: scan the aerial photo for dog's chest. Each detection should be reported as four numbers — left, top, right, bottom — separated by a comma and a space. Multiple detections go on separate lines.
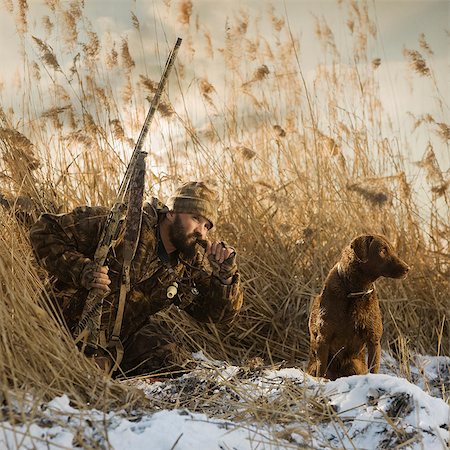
348, 296, 380, 331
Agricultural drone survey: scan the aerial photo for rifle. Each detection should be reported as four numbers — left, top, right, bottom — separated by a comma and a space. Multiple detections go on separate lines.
74, 38, 182, 357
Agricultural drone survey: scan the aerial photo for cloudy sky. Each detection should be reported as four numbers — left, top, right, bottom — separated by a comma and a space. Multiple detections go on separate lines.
1, 0, 448, 173
10, 1, 446, 71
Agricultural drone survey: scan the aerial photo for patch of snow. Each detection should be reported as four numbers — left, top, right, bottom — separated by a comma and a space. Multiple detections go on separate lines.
318, 374, 449, 449
1, 355, 449, 449
1, 400, 290, 450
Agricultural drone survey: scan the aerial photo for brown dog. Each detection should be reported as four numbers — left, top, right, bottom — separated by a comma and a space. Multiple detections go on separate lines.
307, 234, 409, 380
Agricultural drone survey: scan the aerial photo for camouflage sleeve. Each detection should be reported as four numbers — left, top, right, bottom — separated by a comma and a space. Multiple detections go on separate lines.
183, 252, 244, 323
29, 206, 109, 287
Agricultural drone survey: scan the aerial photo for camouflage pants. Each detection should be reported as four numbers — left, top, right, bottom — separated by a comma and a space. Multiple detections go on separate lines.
119, 319, 193, 378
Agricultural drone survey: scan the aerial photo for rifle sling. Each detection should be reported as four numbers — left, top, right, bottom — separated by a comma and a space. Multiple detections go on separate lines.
104, 261, 129, 374
106, 209, 141, 372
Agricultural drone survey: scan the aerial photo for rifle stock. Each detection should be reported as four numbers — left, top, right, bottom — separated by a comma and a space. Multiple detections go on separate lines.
74, 38, 182, 355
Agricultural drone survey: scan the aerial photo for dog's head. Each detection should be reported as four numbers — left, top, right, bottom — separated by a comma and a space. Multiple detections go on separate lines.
350, 234, 410, 279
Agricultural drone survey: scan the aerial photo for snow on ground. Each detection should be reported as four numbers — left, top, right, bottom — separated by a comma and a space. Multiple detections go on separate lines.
1, 353, 449, 449
0, 395, 285, 450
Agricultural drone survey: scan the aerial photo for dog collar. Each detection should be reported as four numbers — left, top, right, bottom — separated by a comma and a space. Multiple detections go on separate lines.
347, 288, 374, 298
336, 263, 374, 299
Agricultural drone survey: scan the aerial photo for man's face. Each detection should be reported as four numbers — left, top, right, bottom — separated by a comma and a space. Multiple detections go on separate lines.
168, 212, 211, 258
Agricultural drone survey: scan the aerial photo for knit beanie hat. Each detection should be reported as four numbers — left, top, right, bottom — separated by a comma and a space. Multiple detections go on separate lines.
167, 181, 218, 227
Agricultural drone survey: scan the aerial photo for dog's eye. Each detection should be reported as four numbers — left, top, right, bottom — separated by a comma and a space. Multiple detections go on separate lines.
379, 248, 387, 257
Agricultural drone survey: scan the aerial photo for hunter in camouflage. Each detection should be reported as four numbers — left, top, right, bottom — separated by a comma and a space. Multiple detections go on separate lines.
29, 182, 243, 376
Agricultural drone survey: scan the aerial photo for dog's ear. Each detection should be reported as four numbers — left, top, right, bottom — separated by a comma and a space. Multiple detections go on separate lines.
350, 235, 374, 263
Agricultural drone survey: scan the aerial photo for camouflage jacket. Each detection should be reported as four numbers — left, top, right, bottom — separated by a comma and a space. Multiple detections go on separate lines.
29, 199, 243, 342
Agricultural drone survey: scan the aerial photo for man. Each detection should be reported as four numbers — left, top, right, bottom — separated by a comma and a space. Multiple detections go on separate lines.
29, 181, 243, 376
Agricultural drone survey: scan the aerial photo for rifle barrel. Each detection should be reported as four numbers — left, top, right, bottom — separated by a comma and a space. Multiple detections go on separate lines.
117, 37, 182, 201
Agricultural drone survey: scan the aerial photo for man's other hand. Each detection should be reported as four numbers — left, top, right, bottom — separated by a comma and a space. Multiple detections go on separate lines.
206, 241, 237, 285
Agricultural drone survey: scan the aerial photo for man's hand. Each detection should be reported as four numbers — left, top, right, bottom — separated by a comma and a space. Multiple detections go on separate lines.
80, 262, 111, 292
206, 241, 237, 285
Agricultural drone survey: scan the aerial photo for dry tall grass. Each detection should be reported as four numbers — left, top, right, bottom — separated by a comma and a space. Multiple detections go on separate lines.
0, 210, 143, 406
0, 0, 448, 419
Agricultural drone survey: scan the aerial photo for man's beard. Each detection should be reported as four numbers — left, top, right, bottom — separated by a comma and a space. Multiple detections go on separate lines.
168, 214, 200, 258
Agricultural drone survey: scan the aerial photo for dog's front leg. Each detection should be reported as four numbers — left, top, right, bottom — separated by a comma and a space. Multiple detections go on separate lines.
316, 338, 330, 377
367, 340, 381, 373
